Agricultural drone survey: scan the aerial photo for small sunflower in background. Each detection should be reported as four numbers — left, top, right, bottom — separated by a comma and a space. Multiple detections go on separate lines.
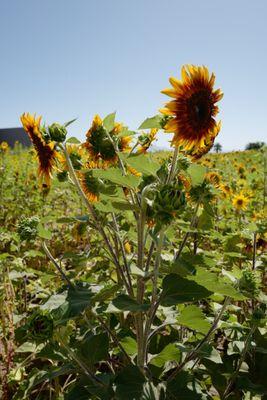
137, 128, 158, 153
21, 113, 58, 187
160, 65, 223, 152
83, 115, 131, 165
0, 141, 9, 153
220, 183, 232, 198
232, 193, 249, 211
205, 171, 221, 187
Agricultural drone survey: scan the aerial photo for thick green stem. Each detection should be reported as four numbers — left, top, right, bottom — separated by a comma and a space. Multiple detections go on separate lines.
61, 143, 132, 294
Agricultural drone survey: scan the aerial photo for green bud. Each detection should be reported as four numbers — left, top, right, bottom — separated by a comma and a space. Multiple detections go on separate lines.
153, 184, 186, 224
48, 123, 67, 143
69, 152, 82, 170
176, 154, 191, 171
251, 305, 266, 327
40, 126, 51, 143
27, 312, 54, 343
238, 269, 260, 298
57, 170, 68, 182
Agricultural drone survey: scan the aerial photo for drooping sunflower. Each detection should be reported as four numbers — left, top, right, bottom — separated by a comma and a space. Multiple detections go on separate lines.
21, 113, 58, 186
63, 144, 84, 171
189, 123, 221, 160
83, 115, 131, 165
79, 170, 101, 202
160, 65, 223, 151
232, 193, 249, 211
137, 129, 158, 153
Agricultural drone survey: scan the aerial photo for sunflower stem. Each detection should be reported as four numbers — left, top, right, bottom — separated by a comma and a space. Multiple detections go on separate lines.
167, 146, 179, 183
42, 242, 74, 289
60, 143, 132, 295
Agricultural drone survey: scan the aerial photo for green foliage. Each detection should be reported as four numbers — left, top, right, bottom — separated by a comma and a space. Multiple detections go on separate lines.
17, 216, 40, 241
1, 139, 266, 400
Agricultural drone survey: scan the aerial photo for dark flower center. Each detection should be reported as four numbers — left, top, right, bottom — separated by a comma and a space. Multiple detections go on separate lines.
187, 90, 212, 127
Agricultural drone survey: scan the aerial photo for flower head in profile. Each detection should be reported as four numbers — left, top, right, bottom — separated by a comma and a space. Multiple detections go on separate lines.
137, 129, 158, 153
160, 65, 223, 152
20, 113, 58, 187
205, 171, 221, 188
232, 193, 249, 211
79, 170, 101, 202
83, 115, 131, 165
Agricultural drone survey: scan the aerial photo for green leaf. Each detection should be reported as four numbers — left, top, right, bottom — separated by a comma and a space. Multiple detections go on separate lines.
161, 274, 211, 306
171, 254, 196, 277
92, 168, 141, 188
64, 118, 77, 128
80, 333, 109, 365
92, 284, 120, 302
138, 115, 163, 129
41, 293, 67, 311
120, 336, 137, 356
103, 112, 116, 131
66, 136, 80, 143
55, 285, 95, 321
112, 294, 150, 312
197, 343, 223, 363
117, 128, 136, 137
187, 164, 207, 186
189, 268, 246, 300
115, 365, 146, 400
178, 305, 211, 334
150, 343, 180, 367
167, 371, 203, 399
122, 153, 160, 176
37, 224, 52, 240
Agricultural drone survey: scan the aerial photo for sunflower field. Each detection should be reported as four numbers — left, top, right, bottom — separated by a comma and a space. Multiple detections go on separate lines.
0, 66, 266, 400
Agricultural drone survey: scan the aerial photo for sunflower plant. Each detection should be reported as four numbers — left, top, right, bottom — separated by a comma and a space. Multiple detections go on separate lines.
11, 65, 267, 400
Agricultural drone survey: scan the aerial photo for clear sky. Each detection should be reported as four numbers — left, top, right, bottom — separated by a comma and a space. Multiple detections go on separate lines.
0, 0, 266, 151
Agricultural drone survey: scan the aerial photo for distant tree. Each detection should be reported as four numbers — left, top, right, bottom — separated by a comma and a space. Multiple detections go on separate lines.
245, 142, 265, 150
213, 143, 222, 153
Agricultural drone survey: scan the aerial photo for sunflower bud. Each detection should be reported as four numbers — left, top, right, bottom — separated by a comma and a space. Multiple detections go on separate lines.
17, 216, 40, 241
27, 312, 54, 343
251, 305, 266, 327
48, 123, 67, 143
153, 184, 186, 224
238, 269, 260, 298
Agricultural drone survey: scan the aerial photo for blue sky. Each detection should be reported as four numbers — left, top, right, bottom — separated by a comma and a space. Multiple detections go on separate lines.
0, 0, 266, 150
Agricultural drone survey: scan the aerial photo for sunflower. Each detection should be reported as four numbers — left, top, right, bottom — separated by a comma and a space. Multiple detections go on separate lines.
220, 183, 232, 198
21, 113, 58, 187
79, 170, 101, 202
232, 193, 249, 211
137, 129, 158, 153
160, 65, 223, 151
0, 141, 9, 153
62, 144, 84, 171
205, 171, 221, 187
83, 115, 131, 165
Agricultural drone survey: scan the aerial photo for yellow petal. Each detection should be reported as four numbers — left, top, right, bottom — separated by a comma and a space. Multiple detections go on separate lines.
161, 88, 177, 98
